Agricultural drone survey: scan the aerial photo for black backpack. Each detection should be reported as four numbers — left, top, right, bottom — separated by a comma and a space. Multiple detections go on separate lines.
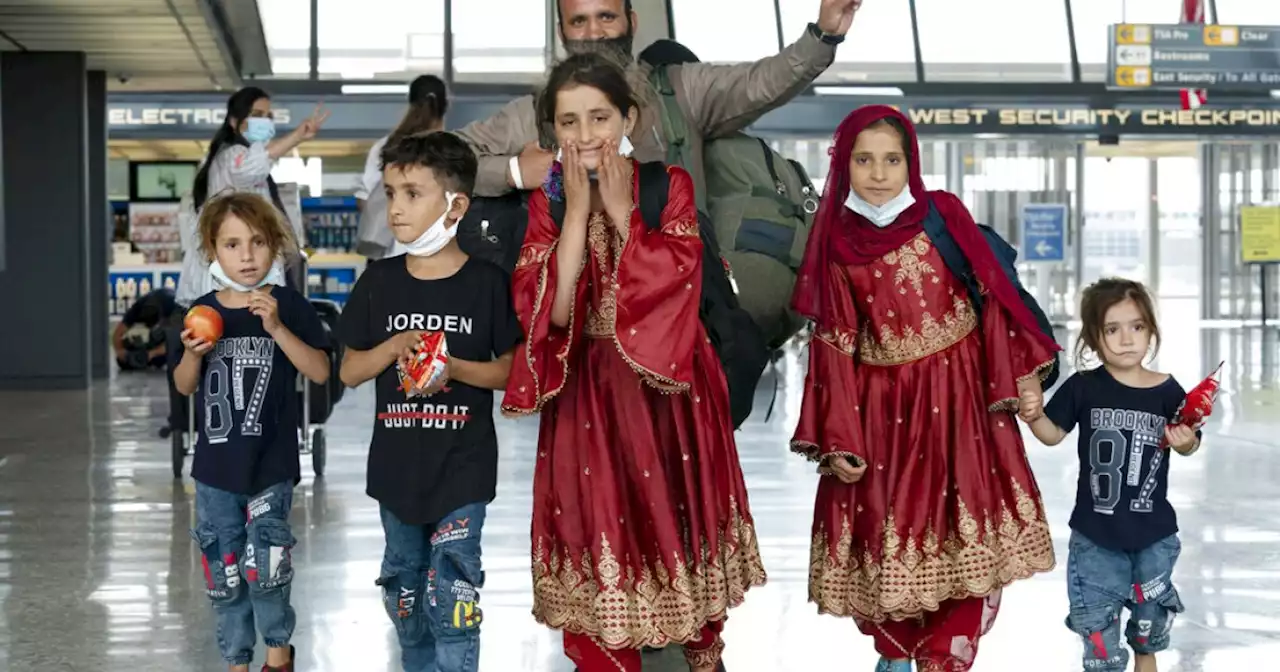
456, 190, 531, 273
547, 162, 770, 429
921, 200, 1061, 389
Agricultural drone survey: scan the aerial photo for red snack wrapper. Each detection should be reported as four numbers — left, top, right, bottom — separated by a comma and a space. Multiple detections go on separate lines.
1172, 360, 1223, 431
398, 331, 450, 397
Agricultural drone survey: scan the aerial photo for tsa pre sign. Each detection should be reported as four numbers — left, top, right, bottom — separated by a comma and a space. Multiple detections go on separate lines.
1240, 206, 1280, 263
1021, 204, 1068, 263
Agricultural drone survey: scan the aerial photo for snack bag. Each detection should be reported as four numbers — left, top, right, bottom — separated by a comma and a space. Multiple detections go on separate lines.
1172, 360, 1224, 431
398, 331, 450, 397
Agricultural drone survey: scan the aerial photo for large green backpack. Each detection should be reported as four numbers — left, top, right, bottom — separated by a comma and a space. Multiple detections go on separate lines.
650, 65, 817, 348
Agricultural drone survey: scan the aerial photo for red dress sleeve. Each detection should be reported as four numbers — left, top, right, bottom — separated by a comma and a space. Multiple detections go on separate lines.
501, 188, 590, 416
982, 301, 1058, 411
609, 166, 703, 393
790, 262, 870, 473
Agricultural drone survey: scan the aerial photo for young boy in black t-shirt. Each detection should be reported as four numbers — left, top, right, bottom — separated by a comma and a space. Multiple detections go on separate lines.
1019, 279, 1202, 672
175, 193, 331, 672
338, 132, 521, 672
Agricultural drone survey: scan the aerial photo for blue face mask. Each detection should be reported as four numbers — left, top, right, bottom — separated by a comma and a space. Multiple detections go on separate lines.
243, 116, 276, 143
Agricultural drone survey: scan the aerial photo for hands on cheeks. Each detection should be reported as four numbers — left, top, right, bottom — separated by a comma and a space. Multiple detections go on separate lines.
561, 141, 591, 220
595, 140, 634, 229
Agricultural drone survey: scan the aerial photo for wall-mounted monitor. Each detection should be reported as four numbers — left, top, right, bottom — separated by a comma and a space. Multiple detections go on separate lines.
129, 160, 197, 202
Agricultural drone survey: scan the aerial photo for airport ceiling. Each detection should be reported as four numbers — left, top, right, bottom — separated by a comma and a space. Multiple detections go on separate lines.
0, 0, 1278, 91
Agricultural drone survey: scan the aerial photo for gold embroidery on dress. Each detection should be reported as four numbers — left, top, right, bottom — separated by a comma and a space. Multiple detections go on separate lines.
815, 325, 858, 356
886, 236, 935, 297
502, 243, 587, 417
531, 500, 766, 648
667, 217, 699, 238
517, 243, 552, 269
859, 296, 976, 366
806, 479, 1055, 622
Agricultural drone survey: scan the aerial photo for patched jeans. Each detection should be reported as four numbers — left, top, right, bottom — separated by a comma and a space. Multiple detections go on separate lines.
191, 481, 297, 666
1065, 530, 1185, 672
378, 502, 486, 672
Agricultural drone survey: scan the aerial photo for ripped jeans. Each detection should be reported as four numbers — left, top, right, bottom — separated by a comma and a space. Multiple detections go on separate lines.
378, 503, 486, 672
191, 481, 297, 666
1065, 530, 1185, 672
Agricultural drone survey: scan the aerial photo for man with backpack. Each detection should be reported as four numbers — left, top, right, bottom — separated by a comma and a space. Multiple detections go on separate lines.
456, 0, 858, 425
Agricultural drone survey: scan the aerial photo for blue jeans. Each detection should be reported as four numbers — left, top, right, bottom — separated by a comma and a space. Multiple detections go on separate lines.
1065, 530, 1185, 672
378, 502, 486, 672
191, 481, 297, 665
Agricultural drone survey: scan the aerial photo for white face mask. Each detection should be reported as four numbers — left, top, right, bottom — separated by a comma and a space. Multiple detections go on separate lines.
394, 192, 459, 257
210, 259, 285, 292
844, 186, 917, 228
555, 135, 634, 162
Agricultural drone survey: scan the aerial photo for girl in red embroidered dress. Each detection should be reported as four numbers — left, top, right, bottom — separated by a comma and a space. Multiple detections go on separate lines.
502, 54, 765, 672
790, 106, 1061, 672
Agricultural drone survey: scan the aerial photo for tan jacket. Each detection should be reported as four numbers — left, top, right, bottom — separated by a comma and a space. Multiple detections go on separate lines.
456, 31, 836, 205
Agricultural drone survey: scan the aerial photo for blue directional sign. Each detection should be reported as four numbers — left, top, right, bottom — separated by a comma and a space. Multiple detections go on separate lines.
1022, 204, 1068, 263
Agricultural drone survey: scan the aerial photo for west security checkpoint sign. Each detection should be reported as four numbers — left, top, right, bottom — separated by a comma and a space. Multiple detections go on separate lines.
1021, 204, 1068, 263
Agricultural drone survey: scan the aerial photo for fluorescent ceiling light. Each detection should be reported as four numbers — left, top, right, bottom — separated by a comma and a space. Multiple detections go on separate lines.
341, 84, 410, 95
814, 86, 905, 97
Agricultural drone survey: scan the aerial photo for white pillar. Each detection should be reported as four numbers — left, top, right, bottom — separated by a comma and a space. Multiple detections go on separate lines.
630, 0, 673, 54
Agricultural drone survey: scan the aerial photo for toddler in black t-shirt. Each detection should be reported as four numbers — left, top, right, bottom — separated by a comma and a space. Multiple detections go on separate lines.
174, 192, 331, 672
337, 132, 521, 672
1018, 278, 1202, 672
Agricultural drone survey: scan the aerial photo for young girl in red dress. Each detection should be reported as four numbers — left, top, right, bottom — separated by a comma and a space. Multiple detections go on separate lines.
502, 53, 766, 672
790, 105, 1061, 672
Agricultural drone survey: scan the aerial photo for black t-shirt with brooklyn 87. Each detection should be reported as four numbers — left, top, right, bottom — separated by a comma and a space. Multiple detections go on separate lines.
338, 256, 522, 526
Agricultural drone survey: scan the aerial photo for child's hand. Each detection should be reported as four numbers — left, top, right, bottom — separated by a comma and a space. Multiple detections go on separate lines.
1018, 388, 1044, 423
180, 329, 214, 356
1165, 424, 1199, 454
390, 330, 425, 367
827, 455, 867, 484
418, 358, 451, 397
249, 289, 282, 335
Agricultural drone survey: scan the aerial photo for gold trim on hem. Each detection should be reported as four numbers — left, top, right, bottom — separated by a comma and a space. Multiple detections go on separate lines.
531, 505, 766, 649
808, 480, 1055, 623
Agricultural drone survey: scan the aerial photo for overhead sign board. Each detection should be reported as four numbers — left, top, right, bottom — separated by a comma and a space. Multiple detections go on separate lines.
1108, 23, 1280, 90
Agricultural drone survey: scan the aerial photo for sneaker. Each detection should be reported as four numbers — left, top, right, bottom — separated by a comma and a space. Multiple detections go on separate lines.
261, 645, 295, 672
875, 659, 912, 672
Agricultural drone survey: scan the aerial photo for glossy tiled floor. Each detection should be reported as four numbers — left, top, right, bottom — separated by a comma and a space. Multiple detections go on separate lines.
2, 320, 1279, 671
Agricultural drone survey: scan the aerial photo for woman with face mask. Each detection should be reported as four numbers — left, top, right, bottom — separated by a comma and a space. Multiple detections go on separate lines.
168, 87, 328, 442
789, 106, 1062, 672
176, 86, 329, 305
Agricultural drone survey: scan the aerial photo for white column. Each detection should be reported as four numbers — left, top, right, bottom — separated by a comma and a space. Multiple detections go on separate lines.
631, 0, 673, 54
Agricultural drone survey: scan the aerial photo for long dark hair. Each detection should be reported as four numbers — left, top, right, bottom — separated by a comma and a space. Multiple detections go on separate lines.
390, 75, 448, 141
192, 86, 284, 213
538, 52, 638, 129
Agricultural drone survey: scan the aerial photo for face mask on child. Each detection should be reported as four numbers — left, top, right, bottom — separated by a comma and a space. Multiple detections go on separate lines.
210, 259, 285, 292
844, 186, 916, 228
393, 193, 459, 258
243, 117, 276, 144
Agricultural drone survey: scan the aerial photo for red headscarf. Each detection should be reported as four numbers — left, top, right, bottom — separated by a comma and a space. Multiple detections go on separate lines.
792, 105, 1060, 354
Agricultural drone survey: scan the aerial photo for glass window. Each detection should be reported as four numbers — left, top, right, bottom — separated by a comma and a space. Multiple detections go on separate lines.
453, 0, 547, 80
258, 0, 312, 77
315, 0, 443, 79
779, 1, 918, 82
1071, 0, 1180, 81
674, 0, 780, 63
1214, 0, 1280, 25
915, 0, 1073, 81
